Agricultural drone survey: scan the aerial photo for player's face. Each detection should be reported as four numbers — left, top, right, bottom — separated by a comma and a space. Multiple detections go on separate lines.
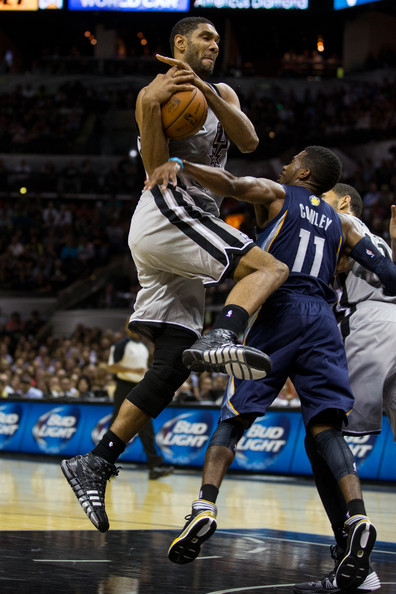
184, 24, 220, 78
278, 151, 305, 184
321, 189, 340, 210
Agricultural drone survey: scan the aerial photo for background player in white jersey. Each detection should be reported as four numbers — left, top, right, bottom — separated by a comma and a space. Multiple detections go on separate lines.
293, 183, 396, 594
107, 328, 174, 480
323, 183, 396, 439
61, 16, 288, 535
144, 149, 396, 592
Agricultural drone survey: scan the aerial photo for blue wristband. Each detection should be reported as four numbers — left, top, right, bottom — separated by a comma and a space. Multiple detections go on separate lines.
168, 157, 184, 171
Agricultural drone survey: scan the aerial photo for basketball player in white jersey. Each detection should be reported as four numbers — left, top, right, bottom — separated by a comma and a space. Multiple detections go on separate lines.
325, 183, 396, 439
61, 16, 288, 534
294, 183, 395, 593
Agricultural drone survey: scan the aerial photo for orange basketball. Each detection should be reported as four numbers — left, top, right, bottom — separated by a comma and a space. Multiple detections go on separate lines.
161, 88, 208, 140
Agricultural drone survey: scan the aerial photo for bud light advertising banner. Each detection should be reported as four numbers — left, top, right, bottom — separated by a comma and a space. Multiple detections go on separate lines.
2, 400, 395, 481
232, 412, 302, 472
344, 432, 386, 480
154, 409, 217, 466
81, 406, 148, 463
0, 401, 26, 451
19, 403, 83, 456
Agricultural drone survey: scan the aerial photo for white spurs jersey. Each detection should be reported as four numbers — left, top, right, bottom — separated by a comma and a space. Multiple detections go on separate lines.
139, 84, 230, 218
336, 214, 396, 310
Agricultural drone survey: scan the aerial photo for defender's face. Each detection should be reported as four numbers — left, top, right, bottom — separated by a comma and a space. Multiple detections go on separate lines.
321, 189, 340, 211
184, 24, 220, 78
278, 151, 306, 185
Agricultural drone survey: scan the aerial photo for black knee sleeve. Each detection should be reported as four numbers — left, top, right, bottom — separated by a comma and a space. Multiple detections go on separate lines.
208, 419, 246, 453
127, 326, 194, 417
313, 428, 358, 482
305, 431, 348, 531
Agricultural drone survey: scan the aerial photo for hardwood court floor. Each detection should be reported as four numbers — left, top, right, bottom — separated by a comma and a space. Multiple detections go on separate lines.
0, 454, 395, 593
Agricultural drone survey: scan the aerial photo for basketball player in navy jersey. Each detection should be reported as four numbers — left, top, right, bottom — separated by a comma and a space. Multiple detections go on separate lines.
293, 184, 396, 594
144, 147, 396, 591
61, 17, 288, 535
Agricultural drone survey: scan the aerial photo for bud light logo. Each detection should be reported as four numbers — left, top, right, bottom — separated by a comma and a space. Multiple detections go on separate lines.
91, 413, 138, 449
235, 414, 290, 470
33, 405, 80, 454
156, 411, 216, 464
345, 434, 377, 463
0, 402, 22, 447
91, 413, 112, 445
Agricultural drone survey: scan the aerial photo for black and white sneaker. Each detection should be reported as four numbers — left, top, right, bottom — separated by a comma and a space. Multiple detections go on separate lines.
294, 570, 380, 593
149, 464, 174, 480
336, 515, 377, 591
61, 453, 119, 533
168, 499, 217, 564
293, 544, 380, 593
182, 328, 272, 381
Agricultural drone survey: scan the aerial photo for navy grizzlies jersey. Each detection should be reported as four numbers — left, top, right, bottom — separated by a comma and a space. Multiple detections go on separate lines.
256, 185, 344, 303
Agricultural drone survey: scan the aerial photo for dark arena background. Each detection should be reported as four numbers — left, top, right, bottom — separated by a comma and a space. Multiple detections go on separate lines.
0, 1, 396, 592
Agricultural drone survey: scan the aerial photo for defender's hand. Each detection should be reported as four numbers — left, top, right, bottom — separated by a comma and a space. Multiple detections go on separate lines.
144, 161, 181, 192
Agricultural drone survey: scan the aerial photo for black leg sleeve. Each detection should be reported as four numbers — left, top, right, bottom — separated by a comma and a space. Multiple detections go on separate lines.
305, 431, 348, 548
127, 325, 195, 417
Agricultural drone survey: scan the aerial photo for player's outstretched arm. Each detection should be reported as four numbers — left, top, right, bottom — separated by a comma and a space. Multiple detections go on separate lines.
341, 213, 396, 295
144, 159, 284, 207
156, 55, 259, 154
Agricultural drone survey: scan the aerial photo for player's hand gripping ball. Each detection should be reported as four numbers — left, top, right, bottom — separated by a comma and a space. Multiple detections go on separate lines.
161, 88, 208, 140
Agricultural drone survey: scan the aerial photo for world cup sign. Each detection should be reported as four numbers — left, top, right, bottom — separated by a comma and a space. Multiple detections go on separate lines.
68, 0, 188, 10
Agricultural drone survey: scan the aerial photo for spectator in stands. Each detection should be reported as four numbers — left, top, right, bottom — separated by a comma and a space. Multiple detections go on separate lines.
198, 374, 216, 403
43, 201, 60, 228
211, 374, 229, 404
60, 376, 79, 398
47, 375, 62, 398
174, 377, 197, 403
0, 372, 13, 397
7, 234, 25, 259
4, 311, 25, 336
25, 310, 45, 339
76, 374, 95, 399
19, 375, 44, 399
0, 342, 13, 366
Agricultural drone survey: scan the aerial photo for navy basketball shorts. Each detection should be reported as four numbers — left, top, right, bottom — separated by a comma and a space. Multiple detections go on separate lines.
220, 295, 355, 428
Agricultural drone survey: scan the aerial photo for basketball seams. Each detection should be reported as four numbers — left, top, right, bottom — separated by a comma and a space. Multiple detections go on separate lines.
163, 88, 198, 133
162, 88, 208, 140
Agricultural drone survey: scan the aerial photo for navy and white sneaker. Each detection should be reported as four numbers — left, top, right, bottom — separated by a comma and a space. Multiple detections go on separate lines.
182, 328, 272, 381
61, 453, 119, 533
168, 499, 217, 564
335, 515, 377, 591
294, 544, 380, 593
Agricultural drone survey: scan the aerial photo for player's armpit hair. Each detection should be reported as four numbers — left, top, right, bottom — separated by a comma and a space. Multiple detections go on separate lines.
350, 236, 396, 295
